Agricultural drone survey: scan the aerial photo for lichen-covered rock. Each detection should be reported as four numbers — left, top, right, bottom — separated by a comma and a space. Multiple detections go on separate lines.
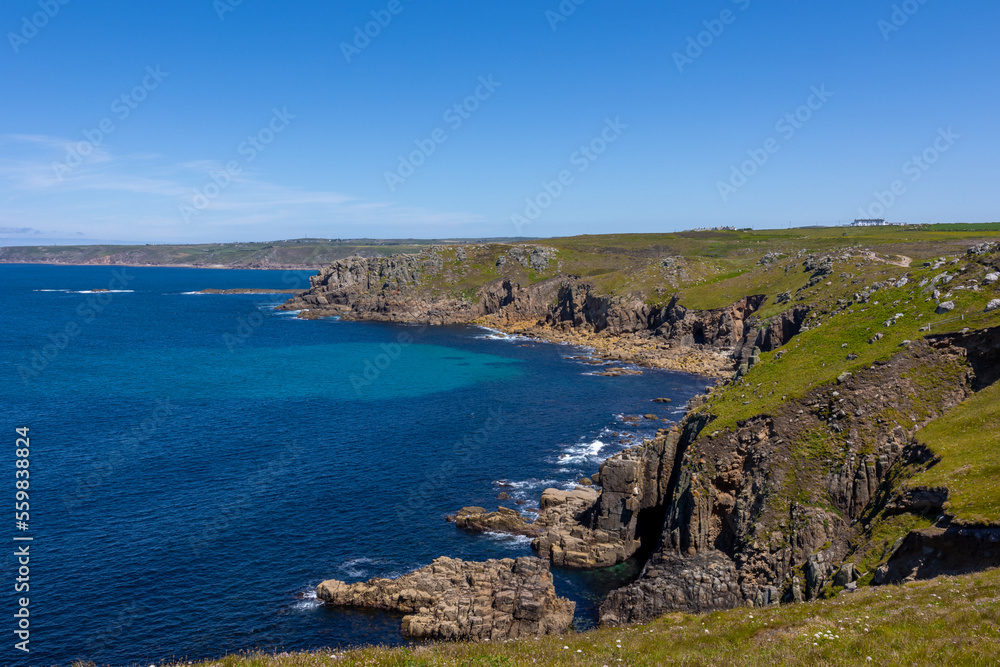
316, 556, 574, 641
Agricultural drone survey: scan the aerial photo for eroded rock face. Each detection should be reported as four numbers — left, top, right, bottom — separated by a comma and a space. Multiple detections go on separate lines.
600, 339, 974, 623
316, 556, 574, 641
281, 248, 780, 364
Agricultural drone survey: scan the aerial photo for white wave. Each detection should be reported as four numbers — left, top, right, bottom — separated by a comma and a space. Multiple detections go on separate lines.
482, 532, 534, 547
473, 326, 533, 342
34, 288, 133, 293
291, 587, 322, 611
495, 478, 559, 490
557, 439, 607, 465
338, 557, 383, 579
73, 289, 134, 294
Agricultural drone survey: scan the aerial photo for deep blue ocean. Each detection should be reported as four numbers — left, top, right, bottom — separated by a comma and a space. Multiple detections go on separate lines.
0, 264, 707, 666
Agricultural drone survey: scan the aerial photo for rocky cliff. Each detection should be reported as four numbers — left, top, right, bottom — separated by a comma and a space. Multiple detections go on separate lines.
600, 336, 986, 624
281, 247, 806, 373
300, 239, 1000, 637
316, 556, 574, 641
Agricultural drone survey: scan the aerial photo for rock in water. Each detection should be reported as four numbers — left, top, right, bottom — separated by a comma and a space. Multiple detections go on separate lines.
453, 506, 541, 536
316, 556, 574, 640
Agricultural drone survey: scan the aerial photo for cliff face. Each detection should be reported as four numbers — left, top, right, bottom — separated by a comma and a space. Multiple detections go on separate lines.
600, 337, 981, 624
281, 250, 804, 366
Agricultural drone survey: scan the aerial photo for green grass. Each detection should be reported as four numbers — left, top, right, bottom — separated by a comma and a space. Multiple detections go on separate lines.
850, 513, 936, 586
909, 381, 1000, 524
700, 255, 1000, 432
148, 567, 1000, 667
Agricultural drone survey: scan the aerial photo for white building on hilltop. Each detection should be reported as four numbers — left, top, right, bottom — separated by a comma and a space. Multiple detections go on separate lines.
852, 218, 902, 227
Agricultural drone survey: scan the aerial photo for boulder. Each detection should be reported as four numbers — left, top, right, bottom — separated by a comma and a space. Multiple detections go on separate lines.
985, 299, 1000, 313
936, 301, 956, 314
317, 556, 574, 641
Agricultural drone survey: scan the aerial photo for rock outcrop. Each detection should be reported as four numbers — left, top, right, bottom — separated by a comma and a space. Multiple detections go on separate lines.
449, 506, 542, 537
873, 521, 1000, 584
279, 247, 798, 375
316, 556, 574, 641
600, 338, 976, 624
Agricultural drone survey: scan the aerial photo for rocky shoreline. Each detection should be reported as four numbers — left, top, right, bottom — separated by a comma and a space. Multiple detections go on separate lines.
476, 320, 737, 378
299, 244, 1000, 642
316, 557, 574, 641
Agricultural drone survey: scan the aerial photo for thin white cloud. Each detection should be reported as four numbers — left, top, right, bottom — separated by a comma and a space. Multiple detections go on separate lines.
0, 133, 486, 242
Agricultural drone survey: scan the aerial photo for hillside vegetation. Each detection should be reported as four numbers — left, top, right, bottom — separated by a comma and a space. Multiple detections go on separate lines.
151, 567, 1000, 667
61, 225, 1000, 665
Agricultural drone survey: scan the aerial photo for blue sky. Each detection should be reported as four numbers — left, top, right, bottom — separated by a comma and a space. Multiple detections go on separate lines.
1, 0, 997, 243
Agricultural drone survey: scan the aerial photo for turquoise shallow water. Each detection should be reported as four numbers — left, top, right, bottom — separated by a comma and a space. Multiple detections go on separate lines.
0, 264, 707, 666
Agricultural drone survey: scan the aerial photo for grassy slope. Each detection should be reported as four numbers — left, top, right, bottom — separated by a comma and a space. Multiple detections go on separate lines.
909, 381, 1000, 524
161, 568, 1000, 667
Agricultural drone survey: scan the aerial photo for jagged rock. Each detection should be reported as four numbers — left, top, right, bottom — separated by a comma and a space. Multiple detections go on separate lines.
833, 563, 857, 588
791, 576, 804, 603
601, 552, 743, 623
967, 242, 999, 255
886, 487, 948, 514
986, 299, 1000, 313
874, 522, 1000, 584
316, 556, 574, 640
598, 338, 975, 623
984, 273, 999, 285
497, 246, 558, 272
453, 506, 541, 537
